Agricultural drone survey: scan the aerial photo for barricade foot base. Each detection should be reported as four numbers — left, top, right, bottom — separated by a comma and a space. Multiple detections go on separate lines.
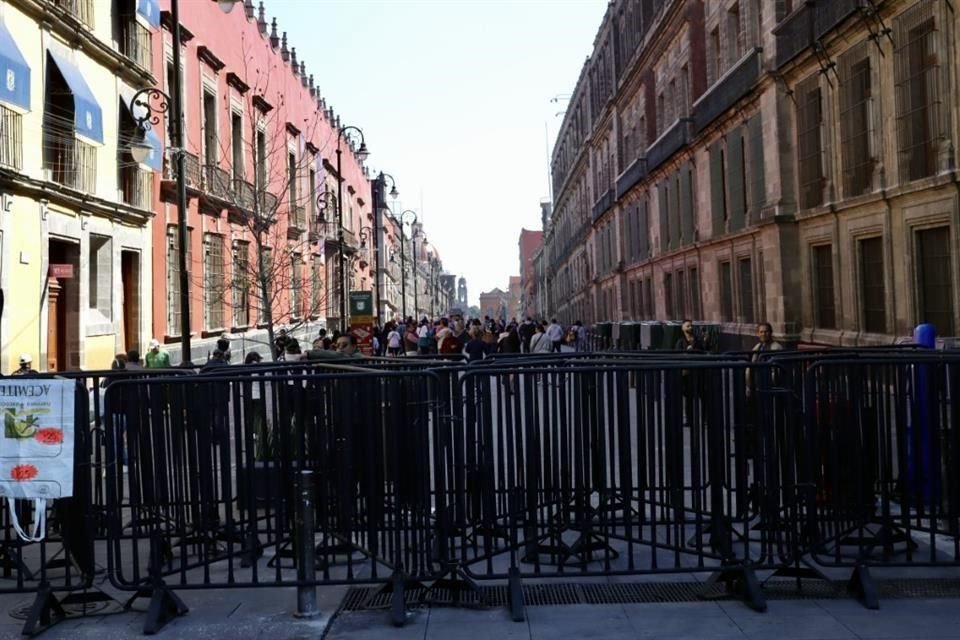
21, 582, 66, 637
0, 547, 33, 582
703, 565, 767, 612
123, 578, 189, 635
363, 568, 427, 627
848, 564, 879, 610
421, 563, 486, 608
508, 567, 525, 622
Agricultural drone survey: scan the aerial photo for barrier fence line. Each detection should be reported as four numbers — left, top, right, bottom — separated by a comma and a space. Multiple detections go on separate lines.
0, 352, 959, 635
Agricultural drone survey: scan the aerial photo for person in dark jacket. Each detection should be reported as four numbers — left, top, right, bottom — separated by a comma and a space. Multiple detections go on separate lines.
464, 327, 487, 362
674, 319, 705, 352
497, 326, 521, 354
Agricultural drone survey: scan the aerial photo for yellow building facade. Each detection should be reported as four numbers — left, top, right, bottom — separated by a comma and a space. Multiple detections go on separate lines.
0, 0, 158, 372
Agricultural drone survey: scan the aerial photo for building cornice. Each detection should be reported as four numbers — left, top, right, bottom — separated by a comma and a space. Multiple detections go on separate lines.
0, 169, 154, 227
8, 0, 156, 88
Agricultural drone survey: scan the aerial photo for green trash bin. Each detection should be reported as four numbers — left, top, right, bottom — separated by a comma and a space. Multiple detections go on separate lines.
643, 321, 663, 350
660, 321, 682, 350
618, 322, 639, 350
596, 322, 613, 350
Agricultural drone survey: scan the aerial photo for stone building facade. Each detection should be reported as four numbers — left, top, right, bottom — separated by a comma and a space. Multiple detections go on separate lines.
545, 0, 960, 346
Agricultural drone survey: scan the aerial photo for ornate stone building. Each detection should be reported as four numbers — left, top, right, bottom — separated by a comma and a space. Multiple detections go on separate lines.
545, 0, 960, 346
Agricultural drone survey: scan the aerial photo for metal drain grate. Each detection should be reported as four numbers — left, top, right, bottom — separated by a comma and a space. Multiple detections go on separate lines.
339, 577, 960, 612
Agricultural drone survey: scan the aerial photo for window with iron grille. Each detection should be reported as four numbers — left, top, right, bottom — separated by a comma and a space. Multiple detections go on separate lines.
259, 247, 273, 324
813, 244, 836, 329
839, 45, 875, 197
719, 261, 733, 322
0, 105, 22, 170
664, 272, 674, 319
166, 225, 191, 335
290, 253, 302, 318
796, 76, 825, 209
676, 269, 687, 319
738, 258, 754, 324
894, 3, 944, 183
232, 241, 249, 327
204, 233, 224, 330
689, 267, 702, 320
231, 112, 244, 180
916, 226, 954, 335
859, 236, 886, 333
310, 258, 321, 317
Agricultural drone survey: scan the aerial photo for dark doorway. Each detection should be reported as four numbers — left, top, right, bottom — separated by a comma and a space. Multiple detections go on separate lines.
121, 250, 140, 353
47, 239, 81, 371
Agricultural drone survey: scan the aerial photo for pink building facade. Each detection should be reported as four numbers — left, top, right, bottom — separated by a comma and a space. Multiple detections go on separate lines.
151, 1, 371, 361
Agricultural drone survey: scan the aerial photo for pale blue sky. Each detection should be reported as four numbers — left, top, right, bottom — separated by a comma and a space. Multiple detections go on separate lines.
270, 0, 607, 306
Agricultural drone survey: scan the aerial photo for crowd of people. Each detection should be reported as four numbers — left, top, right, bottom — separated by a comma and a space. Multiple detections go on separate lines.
369, 316, 589, 362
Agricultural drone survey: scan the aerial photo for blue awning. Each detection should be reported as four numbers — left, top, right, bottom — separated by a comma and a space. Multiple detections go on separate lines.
47, 48, 103, 143
137, 0, 160, 29
0, 19, 30, 110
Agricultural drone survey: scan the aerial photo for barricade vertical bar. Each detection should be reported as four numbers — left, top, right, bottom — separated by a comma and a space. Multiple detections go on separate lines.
295, 470, 320, 619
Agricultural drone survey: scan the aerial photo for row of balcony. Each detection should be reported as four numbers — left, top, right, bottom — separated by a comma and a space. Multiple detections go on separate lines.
775, 0, 861, 69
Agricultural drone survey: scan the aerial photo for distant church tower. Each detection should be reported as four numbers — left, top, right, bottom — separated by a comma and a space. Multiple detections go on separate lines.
457, 277, 468, 306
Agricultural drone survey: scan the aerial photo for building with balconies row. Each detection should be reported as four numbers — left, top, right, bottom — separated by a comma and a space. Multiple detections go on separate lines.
0, 0, 159, 372
149, 0, 371, 362
546, 0, 960, 347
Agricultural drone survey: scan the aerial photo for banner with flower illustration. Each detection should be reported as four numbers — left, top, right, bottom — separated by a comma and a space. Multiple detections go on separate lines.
0, 379, 74, 500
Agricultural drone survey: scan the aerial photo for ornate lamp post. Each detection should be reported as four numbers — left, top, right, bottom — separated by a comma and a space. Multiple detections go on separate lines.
411, 228, 426, 320
335, 125, 368, 332
372, 172, 398, 322
397, 210, 418, 320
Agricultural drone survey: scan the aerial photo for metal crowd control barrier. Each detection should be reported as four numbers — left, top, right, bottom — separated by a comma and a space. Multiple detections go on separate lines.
800, 356, 960, 608
3, 352, 960, 635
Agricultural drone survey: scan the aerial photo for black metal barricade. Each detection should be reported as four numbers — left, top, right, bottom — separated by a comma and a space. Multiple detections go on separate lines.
101, 366, 448, 631
428, 360, 804, 616
801, 355, 960, 607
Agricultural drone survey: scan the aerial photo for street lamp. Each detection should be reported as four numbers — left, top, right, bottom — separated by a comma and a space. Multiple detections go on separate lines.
372, 172, 398, 323
335, 125, 368, 332
396, 210, 417, 320
412, 228, 425, 321
129, 0, 193, 364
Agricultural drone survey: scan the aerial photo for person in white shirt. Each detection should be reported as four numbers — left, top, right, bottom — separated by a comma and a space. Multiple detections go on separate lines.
529, 323, 553, 354
546, 319, 565, 353
387, 327, 402, 356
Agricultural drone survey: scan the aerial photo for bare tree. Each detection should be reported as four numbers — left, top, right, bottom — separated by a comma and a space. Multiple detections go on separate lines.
193, 31, 338, 359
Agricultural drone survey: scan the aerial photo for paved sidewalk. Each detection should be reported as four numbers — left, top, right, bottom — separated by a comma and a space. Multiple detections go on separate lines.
325, 598, 960, 640
1, 583, 960, 639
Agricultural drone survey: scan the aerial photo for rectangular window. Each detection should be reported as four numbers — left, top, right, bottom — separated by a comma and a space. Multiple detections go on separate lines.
916, 226, 955, 335
676, 269, 687, 319
309, 166, 317, 230
310, 258, 321, 317
840, 49, 874, 197
689, 267, 702, 320
710, 27, 722, 85
166, 225, 192, 335
88, 235, 112, 319
0, 105, 23, 170
255, 128, 267, 191
797, 76, 825, 209
202, 89, 218, 167
231, 111, 243, 180
643, 277, 652, 319
738, 258, 754, 324
719, 261, 733, 322
664, 272, 674, 319
813, 244, 836, 329
232, 241, 249, 328
291, 253, 302, 318
894, 6, 942, 182
860, 237, 886, 333
728, 3, 743, 64
259, 247, 273, 324
204, 233, 224, 330
288, 150, 301, 228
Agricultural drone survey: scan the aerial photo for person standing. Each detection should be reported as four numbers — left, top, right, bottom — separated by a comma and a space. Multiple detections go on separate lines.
387, 325, 402, 356
11, 355, 37, 376
145, 339, 171, 368
518, 317, 535, 353
751, 322, 782, 355
674, 320, 705, 352
546, 319, 565, 353
125, 349, 143, 370
529, 323, 553, 354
